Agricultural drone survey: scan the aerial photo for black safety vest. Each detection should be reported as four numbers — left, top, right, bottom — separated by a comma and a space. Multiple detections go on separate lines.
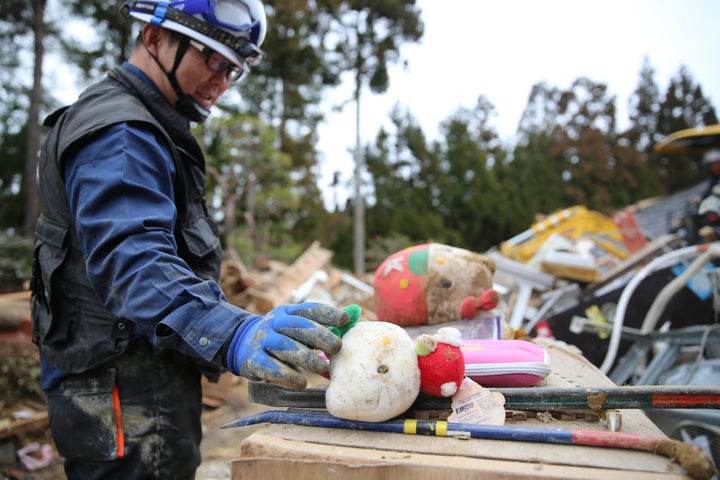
30, 66, 223, 375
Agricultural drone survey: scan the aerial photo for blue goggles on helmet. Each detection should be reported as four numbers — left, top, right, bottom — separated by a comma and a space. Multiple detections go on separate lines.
122, 0, 264, 67
169, 0, 263, 46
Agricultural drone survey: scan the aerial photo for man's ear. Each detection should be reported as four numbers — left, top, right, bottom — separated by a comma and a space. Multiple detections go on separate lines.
140, 23, 165, 57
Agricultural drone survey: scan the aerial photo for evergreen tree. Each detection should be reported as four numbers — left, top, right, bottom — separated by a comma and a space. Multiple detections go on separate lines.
435, 98, 507, 251
0, 128, 27, 230
364, 106, 447, 246
514, 82, 572, 218
0, 0, 61, 232
62, 0, 135, 81
7, 1, 720, 264
515, 77, 659, 216
656, 65, 718, 191
622, 56, 664, 202
626, 56, 661, 154
236, 1, 346, 250
506, 129, 566, 227
0, 0, 32, 232
197, 115, 299, 263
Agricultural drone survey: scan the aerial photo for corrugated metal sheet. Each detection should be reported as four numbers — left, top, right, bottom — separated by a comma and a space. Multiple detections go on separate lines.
629, 181, 708, 240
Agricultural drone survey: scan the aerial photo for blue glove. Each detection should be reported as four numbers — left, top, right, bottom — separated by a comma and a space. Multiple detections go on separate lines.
226, 302, 349, 390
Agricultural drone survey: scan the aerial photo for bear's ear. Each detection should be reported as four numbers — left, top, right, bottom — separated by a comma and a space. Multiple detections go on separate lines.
482, 256, 497, 274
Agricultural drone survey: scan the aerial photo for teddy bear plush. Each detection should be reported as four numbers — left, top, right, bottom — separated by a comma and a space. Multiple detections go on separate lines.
373, 243, 497, 327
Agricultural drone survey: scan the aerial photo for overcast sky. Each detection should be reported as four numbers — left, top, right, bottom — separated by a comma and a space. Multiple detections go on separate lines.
316, 0, 720, 208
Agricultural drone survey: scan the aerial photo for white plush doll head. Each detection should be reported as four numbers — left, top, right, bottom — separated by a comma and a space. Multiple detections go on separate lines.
325, 321, 421, 422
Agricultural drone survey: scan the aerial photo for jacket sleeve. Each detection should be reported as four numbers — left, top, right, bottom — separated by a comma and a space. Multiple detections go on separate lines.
64, 122, 249, 364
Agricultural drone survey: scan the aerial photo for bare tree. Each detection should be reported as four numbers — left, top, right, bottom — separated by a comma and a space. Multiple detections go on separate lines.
22, 0, 45, 236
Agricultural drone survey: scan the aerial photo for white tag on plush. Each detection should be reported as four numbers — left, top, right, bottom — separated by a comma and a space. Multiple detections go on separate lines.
448, 377, 506, 425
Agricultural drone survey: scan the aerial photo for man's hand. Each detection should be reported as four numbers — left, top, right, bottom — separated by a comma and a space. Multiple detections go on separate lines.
225, 302, 349, 390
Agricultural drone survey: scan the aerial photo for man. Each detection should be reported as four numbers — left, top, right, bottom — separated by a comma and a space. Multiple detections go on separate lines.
695, 151, 720, 241
30, 1, 349, 478
701, 150, 720, 199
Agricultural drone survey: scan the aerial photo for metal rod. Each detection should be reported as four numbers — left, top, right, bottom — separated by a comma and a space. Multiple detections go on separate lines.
222, 409, 716, 480
247, 382, 720, 411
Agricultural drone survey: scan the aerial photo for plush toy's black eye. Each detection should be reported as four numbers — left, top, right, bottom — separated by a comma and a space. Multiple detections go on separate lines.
441, 279, 452, 288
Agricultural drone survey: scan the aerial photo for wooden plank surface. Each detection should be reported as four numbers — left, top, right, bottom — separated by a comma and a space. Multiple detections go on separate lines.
232, 340, 692, 479
233, 438, 690, 480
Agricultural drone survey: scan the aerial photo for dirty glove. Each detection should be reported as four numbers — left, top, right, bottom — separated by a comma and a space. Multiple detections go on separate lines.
225, 302, 349, 390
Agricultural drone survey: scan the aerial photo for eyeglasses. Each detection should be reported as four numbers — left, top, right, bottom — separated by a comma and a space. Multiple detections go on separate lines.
189, 39, 246, 82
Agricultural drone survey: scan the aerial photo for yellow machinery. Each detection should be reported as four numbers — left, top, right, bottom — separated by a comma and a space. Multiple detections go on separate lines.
499, 205, 629, 265
654, 124, 720, 154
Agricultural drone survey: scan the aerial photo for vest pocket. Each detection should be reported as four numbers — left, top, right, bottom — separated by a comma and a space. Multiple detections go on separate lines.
46, 368, 123, 461
181, 216, 220, 258
31, 217, 71, 345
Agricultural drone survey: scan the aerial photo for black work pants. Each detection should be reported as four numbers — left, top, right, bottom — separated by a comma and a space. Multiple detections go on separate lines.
45, 338, 203, 479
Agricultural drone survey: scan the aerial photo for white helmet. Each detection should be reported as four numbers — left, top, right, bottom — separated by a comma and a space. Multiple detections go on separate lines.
123, 0, 267, 68
704, 150, 720, 164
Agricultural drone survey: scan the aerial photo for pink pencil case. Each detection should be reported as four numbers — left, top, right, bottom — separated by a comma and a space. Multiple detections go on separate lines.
461, 339, 551, 387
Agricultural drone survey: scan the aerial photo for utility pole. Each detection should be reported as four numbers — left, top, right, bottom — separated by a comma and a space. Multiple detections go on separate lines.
351, 16, 366, 277
352, 74, 365, 276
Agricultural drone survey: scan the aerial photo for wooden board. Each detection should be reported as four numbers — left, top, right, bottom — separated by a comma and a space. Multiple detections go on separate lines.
233, 438, 689, 480
230, 340, 692, 479
0, 289, 31, 330
245, 241, 333, 313
0, 412, 48, 441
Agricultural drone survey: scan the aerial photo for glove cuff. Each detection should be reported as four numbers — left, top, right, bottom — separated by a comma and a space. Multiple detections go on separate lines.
223, 315, 261, 374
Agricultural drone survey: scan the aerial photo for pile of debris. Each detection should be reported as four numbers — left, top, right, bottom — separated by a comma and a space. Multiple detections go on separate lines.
0, 292, 52, 479
219, 240, 376, 319
0, 200, 714, 476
